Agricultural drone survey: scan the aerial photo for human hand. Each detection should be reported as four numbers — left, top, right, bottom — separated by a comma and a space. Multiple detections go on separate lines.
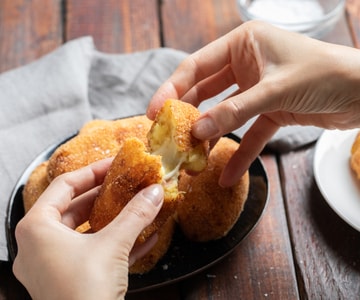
147, 21, 360, 186
13, 159, 164, 300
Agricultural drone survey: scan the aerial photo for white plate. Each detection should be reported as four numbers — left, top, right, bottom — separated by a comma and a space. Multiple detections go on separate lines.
314, 129, 360, 231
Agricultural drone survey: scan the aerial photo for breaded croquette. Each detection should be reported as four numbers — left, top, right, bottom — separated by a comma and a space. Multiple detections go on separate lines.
90, 99, 209, 245
22, 161, 50, 213
148, 99, 209, 174
177, 137, 250, 242
47, 115, 152, 181
89, 137, 181, 244
129, 216, 176, 274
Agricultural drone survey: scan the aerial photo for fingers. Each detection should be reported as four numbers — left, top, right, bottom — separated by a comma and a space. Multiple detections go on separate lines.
146, 81, 180, 118
181, 65, 237, 107
61, 186, 101, 229
192, 82, 275, 140
33, 158, 113, 217
147, 31, 236, 119
100, 184, 164, 251
219, 115, 279, 187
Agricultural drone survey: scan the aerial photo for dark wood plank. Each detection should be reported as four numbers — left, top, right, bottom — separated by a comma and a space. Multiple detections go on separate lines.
346, 0, 360, 48
66, 0, 160, 53
0, 0, 62, 73
279, 147, 360, 299
161, 0, 242, 53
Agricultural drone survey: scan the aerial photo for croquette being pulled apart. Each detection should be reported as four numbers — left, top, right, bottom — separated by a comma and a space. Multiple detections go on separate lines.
89, 99, 209, 244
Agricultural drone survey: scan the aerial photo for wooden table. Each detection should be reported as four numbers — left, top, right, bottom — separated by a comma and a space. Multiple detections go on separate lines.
1, 1, 360, 299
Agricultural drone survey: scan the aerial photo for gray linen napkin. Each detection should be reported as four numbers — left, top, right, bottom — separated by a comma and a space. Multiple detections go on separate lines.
0, 36, 322, 261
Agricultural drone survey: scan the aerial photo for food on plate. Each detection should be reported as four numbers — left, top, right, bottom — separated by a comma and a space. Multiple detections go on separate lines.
147, 99, 208, 173
21, 100, 253, 274
22, 115, 152, 213
89, 137, 177, 243
22, 161, 50, 213
129, 216, 176, 274
350, 131, 360, 179
176, 137, 250, 242
47, 116, 152, 181
89, 99, 209, 244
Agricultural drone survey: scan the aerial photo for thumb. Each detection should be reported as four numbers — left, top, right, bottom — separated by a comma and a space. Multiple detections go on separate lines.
99, 184, 164, 250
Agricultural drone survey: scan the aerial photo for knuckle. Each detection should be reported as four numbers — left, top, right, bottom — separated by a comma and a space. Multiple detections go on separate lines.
224, 98, 247, 127
126, 203, 152, 222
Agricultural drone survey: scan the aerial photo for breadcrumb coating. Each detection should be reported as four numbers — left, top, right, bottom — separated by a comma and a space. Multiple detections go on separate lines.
129, 216, 176, 274
90, 99, 208, 245
89, 137, 181, 244
177, 137, 250, 242
22, 161, 50, 213
47, 116, 152, 181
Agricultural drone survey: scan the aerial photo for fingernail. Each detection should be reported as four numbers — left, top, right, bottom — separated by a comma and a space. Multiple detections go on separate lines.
142, 184, 163, 206
193, 117, 219, 139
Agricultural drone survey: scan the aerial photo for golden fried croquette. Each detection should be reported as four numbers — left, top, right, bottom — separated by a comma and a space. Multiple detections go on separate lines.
89, 99, 209, 245
350, 131, 360, 179
75, 221, 91, 233
78, 119, 113, 135
148, 99, 208, 174
89, 138, 181, 243
129, 216, 176, 274
177, 137, 250, 242
22, 161, 50, 213
23, 160, 92, 233
47, 115, 152, 181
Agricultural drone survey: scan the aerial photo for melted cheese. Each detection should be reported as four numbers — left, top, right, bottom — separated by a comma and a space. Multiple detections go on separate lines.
151, 136, 186, 182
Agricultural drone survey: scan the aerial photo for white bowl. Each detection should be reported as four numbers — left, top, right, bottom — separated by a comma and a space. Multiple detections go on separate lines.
236, 0, 346, 38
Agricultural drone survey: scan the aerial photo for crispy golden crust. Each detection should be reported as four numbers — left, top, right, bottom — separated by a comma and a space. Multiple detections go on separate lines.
129, 216, 176, 274
90, 100, 208, 246
177, 137, 250, 242
350, 131, 360, 179
148, 99, 208, 173
89, 138, 181, 244
47, 116, 152, 181
22, 161, 50, 213
75, 221, 91, 233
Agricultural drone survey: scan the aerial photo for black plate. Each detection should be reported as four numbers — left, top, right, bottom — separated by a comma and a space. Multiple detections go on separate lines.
6, 133, 269, 293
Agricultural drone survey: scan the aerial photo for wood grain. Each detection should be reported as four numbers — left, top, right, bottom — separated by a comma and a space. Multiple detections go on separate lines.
66, 0, 160, 53
279, 147, 360, 299
161, 0, 242, 53
0, 0, 62, 73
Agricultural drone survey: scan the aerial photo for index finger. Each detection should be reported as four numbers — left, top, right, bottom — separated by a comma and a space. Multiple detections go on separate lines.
147, 30, 236, 119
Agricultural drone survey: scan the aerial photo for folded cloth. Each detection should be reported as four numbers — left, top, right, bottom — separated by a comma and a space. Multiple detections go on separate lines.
0, 36, 322, 261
